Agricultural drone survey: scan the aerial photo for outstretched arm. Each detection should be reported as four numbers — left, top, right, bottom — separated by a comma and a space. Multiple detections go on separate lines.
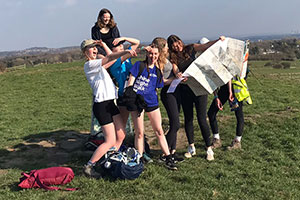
193, 36, 225, 52
95, 40, 137, 68
113, 37, 140, 62
102, 49, 136, 68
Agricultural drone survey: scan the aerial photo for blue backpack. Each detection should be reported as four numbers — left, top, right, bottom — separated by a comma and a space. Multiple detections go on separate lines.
100, 147, 144, 180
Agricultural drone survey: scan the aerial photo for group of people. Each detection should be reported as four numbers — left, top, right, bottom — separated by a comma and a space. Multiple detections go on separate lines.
81, 8, 247, 178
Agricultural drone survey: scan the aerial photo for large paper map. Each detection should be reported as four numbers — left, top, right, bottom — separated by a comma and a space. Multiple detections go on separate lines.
168, 38, 249, 96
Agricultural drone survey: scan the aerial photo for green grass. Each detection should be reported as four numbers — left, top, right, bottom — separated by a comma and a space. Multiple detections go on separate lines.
0, 60, 300, 199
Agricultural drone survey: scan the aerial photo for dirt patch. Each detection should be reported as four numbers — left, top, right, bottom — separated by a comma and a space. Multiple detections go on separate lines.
0, 120, 191, 169
0, 130, 93, 170
144, 119, 187, 150
0, 169, 8, 176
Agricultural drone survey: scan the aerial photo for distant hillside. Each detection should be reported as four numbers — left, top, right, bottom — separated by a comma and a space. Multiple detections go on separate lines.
187, 33, 300, 44
0, 46, 79, 59
1, 33, 300, 72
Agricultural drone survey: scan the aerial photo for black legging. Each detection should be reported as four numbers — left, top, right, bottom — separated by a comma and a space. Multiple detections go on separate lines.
160, 85, 181, 151
207, 84, 244, 136
180, 84, 212, 147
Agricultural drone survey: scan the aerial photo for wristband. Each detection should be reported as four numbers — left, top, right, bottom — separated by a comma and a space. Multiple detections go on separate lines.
214, 95, 218, 99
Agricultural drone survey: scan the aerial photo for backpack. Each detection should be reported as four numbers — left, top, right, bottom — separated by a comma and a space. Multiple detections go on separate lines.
84, 132, 105, 151
18, 167, 77, 191
99, 147, 144, 180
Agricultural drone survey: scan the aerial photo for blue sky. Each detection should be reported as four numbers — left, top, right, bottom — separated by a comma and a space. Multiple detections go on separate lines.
0, 0, 299, 51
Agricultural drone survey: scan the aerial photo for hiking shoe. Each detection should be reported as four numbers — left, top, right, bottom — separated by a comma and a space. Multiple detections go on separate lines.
212, 138, 222, 149
184, 146, 196, 158
83, 164, 101, 179
206, 149, 214, 161
227, 139, 242, 150
142, 153, 153, 164
172, 153, 184, 163
165, 157, 178, 170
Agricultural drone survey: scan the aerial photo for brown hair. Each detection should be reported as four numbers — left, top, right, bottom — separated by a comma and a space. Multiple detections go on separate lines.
167, 34, 193, 65
96, 8, 117, 29
151, 37, 168, 72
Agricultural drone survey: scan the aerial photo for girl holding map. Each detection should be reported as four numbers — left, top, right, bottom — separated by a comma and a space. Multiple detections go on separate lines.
167, 35, 225, 161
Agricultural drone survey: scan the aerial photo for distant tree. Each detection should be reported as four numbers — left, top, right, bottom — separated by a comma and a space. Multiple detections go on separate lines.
250, 46, 259, 55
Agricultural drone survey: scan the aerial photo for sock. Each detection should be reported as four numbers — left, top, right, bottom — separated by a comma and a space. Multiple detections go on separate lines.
213, 133, 220, 139
235, 136, 242, 142
87, 160, 96, 166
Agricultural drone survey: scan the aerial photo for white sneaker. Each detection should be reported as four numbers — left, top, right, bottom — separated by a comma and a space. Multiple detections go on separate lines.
184, 146, 196, 158
206, 149, 214, 161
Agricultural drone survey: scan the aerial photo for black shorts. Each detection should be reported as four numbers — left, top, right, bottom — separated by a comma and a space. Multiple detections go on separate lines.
93, 100, 120, 126
145, 105, 159, 113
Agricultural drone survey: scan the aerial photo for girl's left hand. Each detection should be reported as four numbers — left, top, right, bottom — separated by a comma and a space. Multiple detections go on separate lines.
95, 40, 104, 46
182, 76, 188, 82
112, 37, 124, 46
127, 49, 137, 57
219, 36, 226, 41
229, 91, 234, 102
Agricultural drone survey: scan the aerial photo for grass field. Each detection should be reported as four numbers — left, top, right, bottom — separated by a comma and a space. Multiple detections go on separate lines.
0, 59, 300, 200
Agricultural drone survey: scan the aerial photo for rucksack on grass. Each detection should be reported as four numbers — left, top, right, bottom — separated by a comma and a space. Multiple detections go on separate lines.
18, 167, 78, 191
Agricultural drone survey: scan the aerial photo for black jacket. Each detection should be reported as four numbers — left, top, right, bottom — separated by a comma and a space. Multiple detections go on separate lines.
91, 24, 120, 42
91, 24, 120, 55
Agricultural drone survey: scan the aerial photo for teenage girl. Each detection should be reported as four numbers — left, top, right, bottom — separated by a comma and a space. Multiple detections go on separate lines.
151, 37, 184, 163
81, 39, 136, 178
126, 44, 177, 170
91, 8, 120, 56
167, 35, 225, 161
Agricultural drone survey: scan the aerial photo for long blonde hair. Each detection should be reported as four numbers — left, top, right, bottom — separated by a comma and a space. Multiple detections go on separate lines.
151, 37, 168, 71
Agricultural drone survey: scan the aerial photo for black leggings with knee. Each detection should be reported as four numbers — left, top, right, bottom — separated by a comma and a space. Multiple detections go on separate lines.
180, 84, 212, 147
160, 85, 181, 151
207, 84, 244, 136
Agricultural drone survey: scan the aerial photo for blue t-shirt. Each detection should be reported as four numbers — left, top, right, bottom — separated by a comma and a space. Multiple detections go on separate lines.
109, 57, 132, 96
130, 61, 164, 107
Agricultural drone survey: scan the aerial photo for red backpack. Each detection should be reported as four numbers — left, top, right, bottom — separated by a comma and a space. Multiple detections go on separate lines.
18, 167, 78, 191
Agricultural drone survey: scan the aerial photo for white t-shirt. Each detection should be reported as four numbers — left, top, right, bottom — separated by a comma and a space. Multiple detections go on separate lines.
84, 59, 117, 103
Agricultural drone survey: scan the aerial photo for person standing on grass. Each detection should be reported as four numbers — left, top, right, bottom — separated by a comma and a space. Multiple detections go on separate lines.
107, 36, 140, 126
124, 44, 177, 170
207, 79, 246, 150
81, 39, 136, 178
91, 8, 120, 56
167, 34, 225, 161
106, 37, 153, 163
151, 37, 184, 163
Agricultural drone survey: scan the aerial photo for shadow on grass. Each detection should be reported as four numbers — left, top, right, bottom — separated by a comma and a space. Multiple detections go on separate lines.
0, 130, 93, 172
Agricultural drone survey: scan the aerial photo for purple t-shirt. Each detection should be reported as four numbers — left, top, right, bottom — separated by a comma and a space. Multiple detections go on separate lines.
130, 61, 164, 107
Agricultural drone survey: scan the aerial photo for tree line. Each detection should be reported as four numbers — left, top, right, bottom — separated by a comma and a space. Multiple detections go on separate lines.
1, 38, 300, 73
249, 38, 300, 61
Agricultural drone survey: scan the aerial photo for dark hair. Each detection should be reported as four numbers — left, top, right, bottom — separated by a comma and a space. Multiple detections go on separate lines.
167, 34, 193, 65
96, 8, 117, 29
